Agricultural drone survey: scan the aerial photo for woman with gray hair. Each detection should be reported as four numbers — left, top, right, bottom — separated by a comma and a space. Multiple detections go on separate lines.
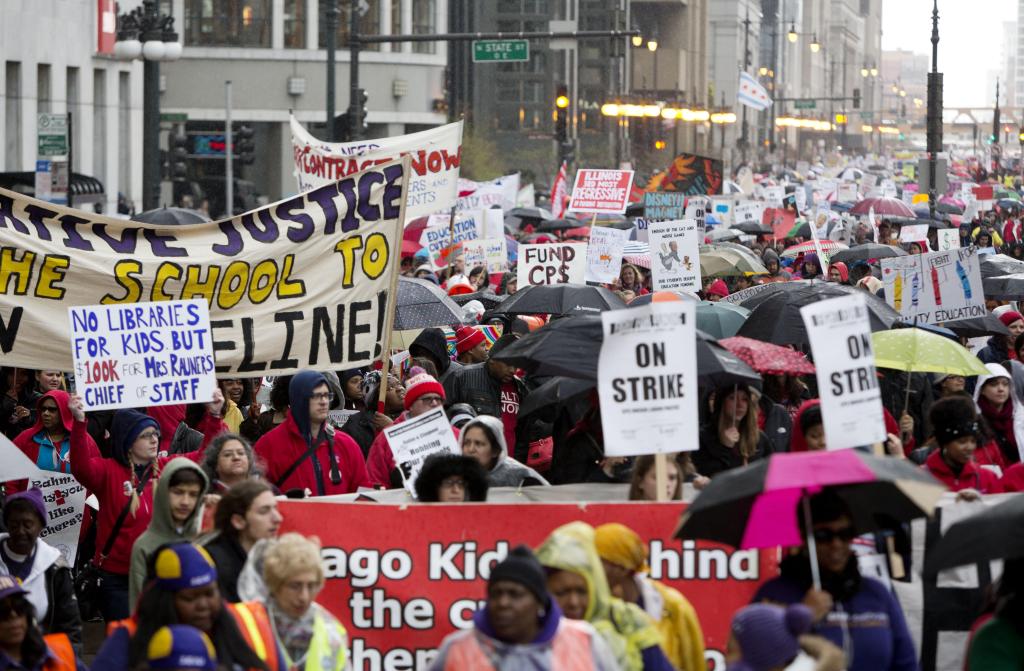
202, 432, 261, 495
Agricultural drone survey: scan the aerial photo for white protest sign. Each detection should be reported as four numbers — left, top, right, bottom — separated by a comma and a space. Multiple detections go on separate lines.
483, 238, 509, 273
634, 217, 650, 243
686, 201, 707, 236
763, 186, 785, 207
568, 169, 634, 214
0, 434, 49, 481
461, 239, 487, 272
31, 471, 87, 565
517, 183, 535, 208
384, 407, 460, 495
711, 200, 733, 227
585, 227, 629, 284
455, 183, 508, 213
813, 204, 831, 239
800, 293, 886, 450
517, 243, 587, 286
290, 116, 462, 219
794, 189, 806, 215
598, 301, 699, 456
68, 299, 216, 411
483, 209, 505, 239
899, 224, 930, 245
648, 219, 702, 293
880, 247, 986, 323
838, 183, 859, 203
937, 229, 960, 251
419, 215, 480, 270
734, 202, 764, 225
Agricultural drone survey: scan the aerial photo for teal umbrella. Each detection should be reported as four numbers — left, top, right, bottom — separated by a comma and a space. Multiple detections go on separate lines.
696, 301, 750, 339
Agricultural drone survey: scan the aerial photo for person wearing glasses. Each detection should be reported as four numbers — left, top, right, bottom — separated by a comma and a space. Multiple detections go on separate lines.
751, 490, 918, 671
9, 390, 98, 495
366, 367, 460, 488
67, 390, 225, 622
254, 371, 370, 497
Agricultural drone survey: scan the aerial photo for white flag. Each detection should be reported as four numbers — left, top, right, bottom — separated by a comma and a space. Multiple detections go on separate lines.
737, 72, 773, 111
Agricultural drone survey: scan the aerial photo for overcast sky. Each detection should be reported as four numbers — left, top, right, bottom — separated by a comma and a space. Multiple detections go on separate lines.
882, 0, 1015, 107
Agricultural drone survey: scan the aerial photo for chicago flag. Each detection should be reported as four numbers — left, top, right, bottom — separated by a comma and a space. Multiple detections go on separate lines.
737, 71, 773, 111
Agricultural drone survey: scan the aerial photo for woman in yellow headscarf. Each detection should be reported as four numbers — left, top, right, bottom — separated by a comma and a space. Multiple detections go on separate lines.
595, 523, 707, 671
535, 522, 675, 671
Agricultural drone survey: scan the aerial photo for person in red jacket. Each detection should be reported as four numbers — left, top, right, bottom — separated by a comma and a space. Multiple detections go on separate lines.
11, 390, 82, 476
253, 370, 369, 497
366, 367, 460, 488
68, 390, 227, 623
922, 396, 1002, 498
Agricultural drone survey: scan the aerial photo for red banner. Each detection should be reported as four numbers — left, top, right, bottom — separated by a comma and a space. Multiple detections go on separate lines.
278, 501, 779, 671
764, 207, 797, 239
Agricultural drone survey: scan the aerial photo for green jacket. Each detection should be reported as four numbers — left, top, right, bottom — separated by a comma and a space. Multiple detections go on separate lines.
969, 616, 1024, 670
128, 458, 209, 606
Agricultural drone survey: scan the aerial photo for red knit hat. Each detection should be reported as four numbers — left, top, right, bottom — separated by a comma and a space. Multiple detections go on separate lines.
447, 280, 474, 296
455, 326, 487, 356
403, 367, 446, 410
707, 278, 730, 298
999, 310, 1024, 328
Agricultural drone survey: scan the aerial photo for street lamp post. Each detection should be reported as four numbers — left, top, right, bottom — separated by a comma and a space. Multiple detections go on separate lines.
926, 0, 942, 221
113, 0, 183, 211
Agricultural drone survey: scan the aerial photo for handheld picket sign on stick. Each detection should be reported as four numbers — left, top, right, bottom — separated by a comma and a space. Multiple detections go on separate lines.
655, 453, 669, 502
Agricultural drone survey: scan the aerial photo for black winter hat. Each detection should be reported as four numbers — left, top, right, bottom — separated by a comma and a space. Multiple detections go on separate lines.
489, 545, 550, 608
929, 396, 980, 447
413, 453, 489, 502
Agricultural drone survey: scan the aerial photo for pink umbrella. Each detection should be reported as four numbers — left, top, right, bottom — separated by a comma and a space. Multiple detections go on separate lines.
849, 197, 915, 218
939, 196, 965, 209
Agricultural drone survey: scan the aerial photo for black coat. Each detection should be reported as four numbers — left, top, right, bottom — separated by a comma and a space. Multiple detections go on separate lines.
978, 336, 1011, 366
759, 397, 793, 454
340, 410, 377, 458
694, 427, 771, 478
202, 532, 247, 603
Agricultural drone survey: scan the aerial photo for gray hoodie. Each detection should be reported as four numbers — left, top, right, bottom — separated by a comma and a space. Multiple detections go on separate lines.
460, 416, 550, 488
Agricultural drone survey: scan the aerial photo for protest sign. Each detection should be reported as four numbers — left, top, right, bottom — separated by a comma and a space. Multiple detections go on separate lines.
837, 182, 858, 203
462, 238, 507, 274
643, 192, 686, 221
812, 203, 831, 239
598, 302, 699, 456
764, 208, 796, 239
686, 199, 707, 236
482, 208, 504, 239
31, 471, 86, 565
458, 174, 519, 212
634, 217, 650, 243
973, 185, 994, 201
937, 229, 960, 251
568, 169, 634, 214
460, 239, 486, 272
0, 434, 50, 482
880, 247, 986, 324
585, 227, 628, 284
291, 116, 460, 219
794, 189, 806, 214
69, 299, 216, 410
648, 219, 702, 292
711, 199, 733, 227
279, 498, 777, 669
384, 407, 459, 495
419, 215, 480, 270
517, 243, 586, 286
899, 223, 929, 245
734, 202, 764, 226
763, 186, 785, 206
0, 158, 409, 377
800, 294, 886, 450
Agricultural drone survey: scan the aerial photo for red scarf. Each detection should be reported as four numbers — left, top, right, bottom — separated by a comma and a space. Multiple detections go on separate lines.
500, 382, 520, 450
978, 396, 1018, 460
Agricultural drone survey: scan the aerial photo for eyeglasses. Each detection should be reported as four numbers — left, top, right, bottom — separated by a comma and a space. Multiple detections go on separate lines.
137, 430, 161, 441
415, 395, 444, 407
440, 476, 466, 489
813, 526, 856, 544
310, 392, 335, 402
39, 406, 59, 413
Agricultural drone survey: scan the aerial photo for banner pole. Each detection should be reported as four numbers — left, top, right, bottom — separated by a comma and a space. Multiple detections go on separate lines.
377, 157, 412, 413
655, 453, 668, 502
446, 205, 457, 280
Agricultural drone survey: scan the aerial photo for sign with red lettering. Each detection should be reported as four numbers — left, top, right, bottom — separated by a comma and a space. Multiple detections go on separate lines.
278, 500, 777, 670
68, 299, 216, 410
291, 116, 463, 219
517, 243, 587, 286
568, 169, 635, 214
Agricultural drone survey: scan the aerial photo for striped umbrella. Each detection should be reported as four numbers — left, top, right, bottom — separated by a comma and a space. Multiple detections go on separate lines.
622, 241, 651, 269
779, 239, 847, 259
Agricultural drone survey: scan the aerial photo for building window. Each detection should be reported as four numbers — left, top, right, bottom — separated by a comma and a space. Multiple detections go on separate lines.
37, 64, 51, 114
184, 0, 272, 48
412, 0, 435, 53
5, 62, 21, 170
284, 0, 306, 47
319, 0, 381, 51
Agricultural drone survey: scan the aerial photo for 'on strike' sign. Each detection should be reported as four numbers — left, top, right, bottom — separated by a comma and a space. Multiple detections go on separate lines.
568, 169, 635, 214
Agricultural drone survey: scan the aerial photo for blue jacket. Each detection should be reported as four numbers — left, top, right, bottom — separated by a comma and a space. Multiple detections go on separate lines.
754, 568, 918, 671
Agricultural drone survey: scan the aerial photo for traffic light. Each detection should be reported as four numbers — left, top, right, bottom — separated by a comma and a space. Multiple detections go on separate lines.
852, 88, 861, 109
169, 134, 188, 182
234, 125, 255, 165
350, 88, 369, 136
1018, 127, 1024, 145
989, 134, 997, 145
554, 84, 568, 143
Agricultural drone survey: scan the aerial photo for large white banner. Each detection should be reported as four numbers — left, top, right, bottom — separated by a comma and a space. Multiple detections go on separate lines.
598, 302, 699, 456
800, 294, 886, 450
0, 159, 410, 376
291, 116, 462, 219
384, 407, 460, 495
880, 247, 985, 324
649, 219, 702, 292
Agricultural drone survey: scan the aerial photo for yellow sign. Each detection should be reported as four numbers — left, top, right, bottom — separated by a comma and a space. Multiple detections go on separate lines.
912, 193, 929, 204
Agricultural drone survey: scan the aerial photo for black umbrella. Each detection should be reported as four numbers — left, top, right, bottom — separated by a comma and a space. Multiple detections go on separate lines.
941, 314, 1012, 338
394, 277, 467, 330
924, 495, 1024, 577
536, 218, 581, 233
788, 221, 812, 238
133, 207, 210, 225
734, 279, 899, 320
829, 243, 907, 264
981, 254, 1024, 280
736, 284, 900, 346
507, 207, 553, 223
983, 273, 1024, 300
489, 284, 626, 317
518, 376, 594, 418
733, 221, 772, 235
450, 290, 508, 310
492, 315, 761, 388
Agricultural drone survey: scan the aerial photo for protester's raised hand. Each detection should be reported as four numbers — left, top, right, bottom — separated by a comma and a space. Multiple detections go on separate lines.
692, 475, 711, 490
722, 426, 740, 448
206, 387, 225, 417
899, 413, 914, 436
802, 588, 834, 622
68, 395, 86, 422
884, 433, 904, 457
372, 412, 393, 431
